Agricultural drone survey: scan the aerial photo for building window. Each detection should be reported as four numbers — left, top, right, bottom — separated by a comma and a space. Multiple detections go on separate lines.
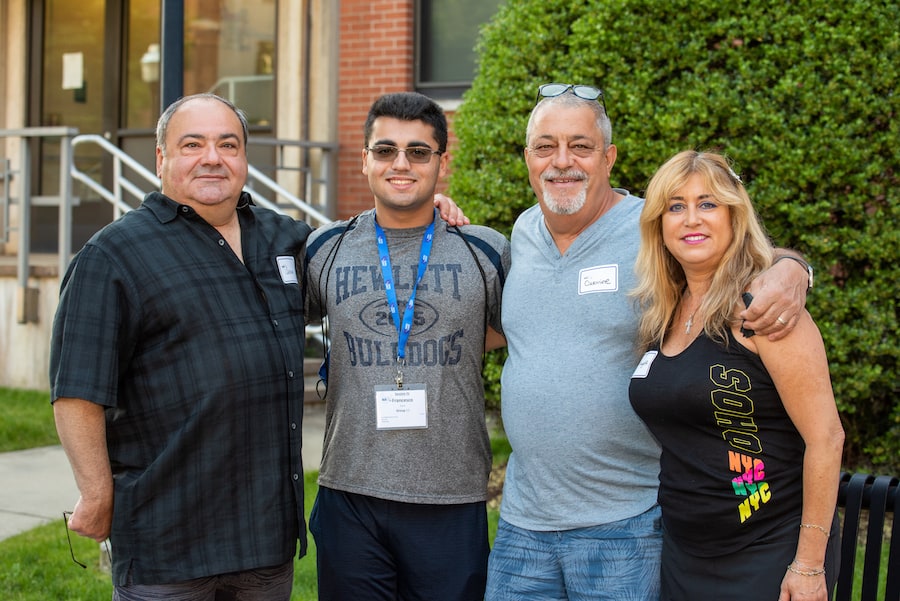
185, 0, 276, 126
415, 0, 504, 100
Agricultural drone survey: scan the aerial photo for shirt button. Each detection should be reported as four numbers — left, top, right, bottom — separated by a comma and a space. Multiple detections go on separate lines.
292, 473, 300, 481
181, 206, 190, 213
272, 319, 279, 327
291, 422, 297, 430
218, 239, 225, 246
288, 370, 295, 379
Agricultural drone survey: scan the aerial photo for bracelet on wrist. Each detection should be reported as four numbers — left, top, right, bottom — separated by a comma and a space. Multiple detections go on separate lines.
787, 561, 826, 577
799, 522, 830, 537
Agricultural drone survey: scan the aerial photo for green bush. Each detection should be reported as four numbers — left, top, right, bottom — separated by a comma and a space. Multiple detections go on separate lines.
450, 0, 900, 471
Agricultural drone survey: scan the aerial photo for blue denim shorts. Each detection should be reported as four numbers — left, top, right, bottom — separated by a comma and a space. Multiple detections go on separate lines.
485, 505, 662, 601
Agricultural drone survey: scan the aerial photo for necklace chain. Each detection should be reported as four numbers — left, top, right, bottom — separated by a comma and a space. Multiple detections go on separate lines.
683, 292, 702, 334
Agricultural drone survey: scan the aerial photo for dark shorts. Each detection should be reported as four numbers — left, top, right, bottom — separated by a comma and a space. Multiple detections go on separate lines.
310, 486, 489, 601
111, 560, 294, 601
660, 513, 840, 601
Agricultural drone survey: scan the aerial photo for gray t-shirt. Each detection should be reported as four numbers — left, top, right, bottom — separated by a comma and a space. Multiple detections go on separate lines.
499, 192, 661, 530
305, 209, 510, 504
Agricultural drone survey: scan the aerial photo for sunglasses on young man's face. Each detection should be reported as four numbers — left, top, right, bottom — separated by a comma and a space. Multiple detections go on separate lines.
365, 145, 443, 164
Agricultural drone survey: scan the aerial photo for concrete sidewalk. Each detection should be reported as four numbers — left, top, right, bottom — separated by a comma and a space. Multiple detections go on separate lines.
0, 402, 326, 543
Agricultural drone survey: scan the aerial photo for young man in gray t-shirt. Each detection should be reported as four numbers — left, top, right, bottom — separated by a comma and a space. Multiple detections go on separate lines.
304, 91, 510, 601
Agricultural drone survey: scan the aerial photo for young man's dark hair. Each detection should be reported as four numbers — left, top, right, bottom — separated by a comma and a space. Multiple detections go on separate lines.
363, 92, 449, 153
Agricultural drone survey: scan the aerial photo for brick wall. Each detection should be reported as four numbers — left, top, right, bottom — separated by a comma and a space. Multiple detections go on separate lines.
337, 0, 415, 219
336, 0, 456, 220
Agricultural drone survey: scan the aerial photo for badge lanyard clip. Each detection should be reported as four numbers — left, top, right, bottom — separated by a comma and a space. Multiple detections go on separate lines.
374, 210, 436, 389
395, 360, 404, 389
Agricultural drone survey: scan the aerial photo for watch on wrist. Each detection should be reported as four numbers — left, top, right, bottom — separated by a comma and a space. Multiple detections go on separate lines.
775, 255, 814, 290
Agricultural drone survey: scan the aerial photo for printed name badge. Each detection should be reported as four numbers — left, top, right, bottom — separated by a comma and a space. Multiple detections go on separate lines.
374, 384, 428, 430
631, 350, 658, 379
276, 256, 298, 284
578, 264, 618, 294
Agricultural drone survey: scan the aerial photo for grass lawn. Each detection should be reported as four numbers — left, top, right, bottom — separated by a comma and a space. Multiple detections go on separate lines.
0, 471, 505, 600
0, 386, 506, 599
0, 387, 58, 452
0, 472, 321, 600
0, 387, 890, 599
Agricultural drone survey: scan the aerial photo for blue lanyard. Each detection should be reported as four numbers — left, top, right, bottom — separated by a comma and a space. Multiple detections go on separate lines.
374, 211, 436, 364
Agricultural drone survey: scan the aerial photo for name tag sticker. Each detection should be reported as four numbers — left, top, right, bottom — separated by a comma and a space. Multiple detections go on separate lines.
276, 256, 298, 284
578, 264, 618, 294
632, 351, 658, 379
375, 384, 428, 430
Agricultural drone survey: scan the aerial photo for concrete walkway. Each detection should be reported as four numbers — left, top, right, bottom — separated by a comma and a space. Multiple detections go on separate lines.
0, 402, 325, 542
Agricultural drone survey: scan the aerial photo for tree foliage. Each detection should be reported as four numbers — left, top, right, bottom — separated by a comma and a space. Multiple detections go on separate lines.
449, 0, 900, 471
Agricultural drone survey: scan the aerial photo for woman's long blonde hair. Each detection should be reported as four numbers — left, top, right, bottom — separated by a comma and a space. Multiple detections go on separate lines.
633, 150, 774, 350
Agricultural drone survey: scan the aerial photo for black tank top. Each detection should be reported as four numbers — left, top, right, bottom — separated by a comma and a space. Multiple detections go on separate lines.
629, 330, 805, 556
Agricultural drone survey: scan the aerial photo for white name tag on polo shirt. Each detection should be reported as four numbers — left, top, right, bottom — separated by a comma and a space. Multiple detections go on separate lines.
276, 256, 298, 284
374, 384, 428, 430
579, 264, 618, 294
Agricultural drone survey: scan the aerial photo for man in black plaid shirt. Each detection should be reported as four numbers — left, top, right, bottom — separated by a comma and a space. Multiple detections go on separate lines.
50, 93, 311, 599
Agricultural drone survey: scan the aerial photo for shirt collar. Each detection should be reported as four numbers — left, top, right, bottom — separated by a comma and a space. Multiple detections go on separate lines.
143, 190, 255, 223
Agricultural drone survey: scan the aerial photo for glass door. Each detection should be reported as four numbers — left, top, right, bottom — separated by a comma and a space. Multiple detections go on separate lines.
34, 0, 163, 252
120, 0, 278, 170
118, 0, 164, 193
124, 0, 164, 131
34, 0, 114, 251
185, 0, 276, 127
31, 0, 275, 252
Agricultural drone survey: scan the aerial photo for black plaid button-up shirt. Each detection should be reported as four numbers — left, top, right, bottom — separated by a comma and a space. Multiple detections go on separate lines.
50, 191, 311, 585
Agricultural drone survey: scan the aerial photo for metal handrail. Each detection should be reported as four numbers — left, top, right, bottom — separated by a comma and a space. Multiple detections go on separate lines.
1, 158, 11, 244
71, 134, 159, 216
208, 74, 274, 101
70, 134, 333, 225
247, 136, 339, 222
0, 126, 79, 309
1, 127, 334, 324
246, 164, 332, 224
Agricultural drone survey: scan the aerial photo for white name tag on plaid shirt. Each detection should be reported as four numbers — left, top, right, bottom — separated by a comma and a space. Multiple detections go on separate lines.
276, 256, 298, 284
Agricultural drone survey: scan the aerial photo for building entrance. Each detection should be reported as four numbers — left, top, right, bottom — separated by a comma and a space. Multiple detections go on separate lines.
29, 0, 275, 252
30, 0, 161, 251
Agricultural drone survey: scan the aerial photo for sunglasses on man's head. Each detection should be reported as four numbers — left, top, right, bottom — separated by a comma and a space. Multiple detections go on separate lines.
536, 83, 607, 113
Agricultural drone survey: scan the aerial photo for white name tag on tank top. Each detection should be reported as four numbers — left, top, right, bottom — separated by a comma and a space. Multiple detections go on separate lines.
632, 351, 658, 379
374, 384, 428, 430
578, 264, 618, 294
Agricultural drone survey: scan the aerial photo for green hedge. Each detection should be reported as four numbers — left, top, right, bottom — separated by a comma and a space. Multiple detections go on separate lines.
449, 0, 900, 471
